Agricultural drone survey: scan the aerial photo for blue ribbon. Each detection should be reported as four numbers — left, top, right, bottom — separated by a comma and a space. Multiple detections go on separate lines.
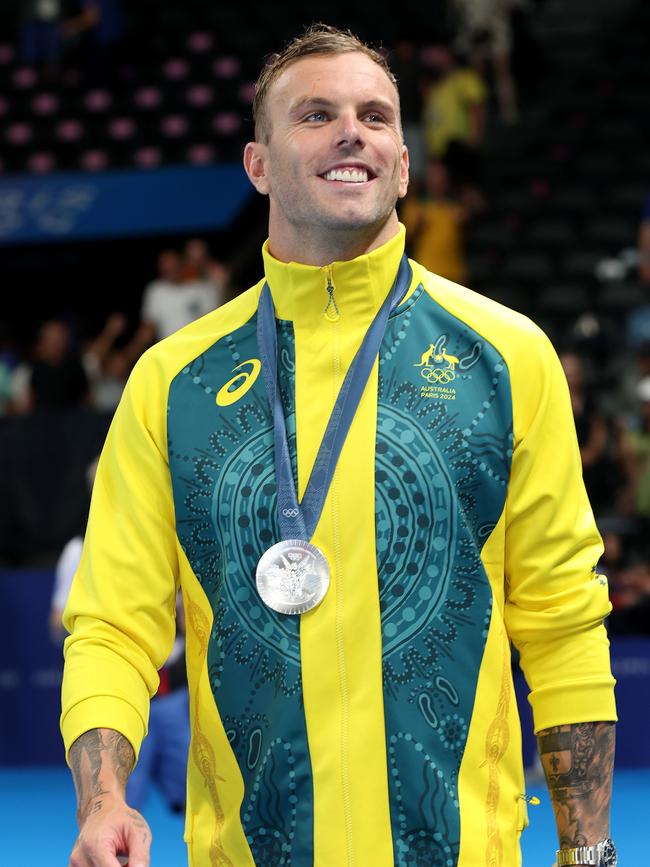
257, 254, 412, 542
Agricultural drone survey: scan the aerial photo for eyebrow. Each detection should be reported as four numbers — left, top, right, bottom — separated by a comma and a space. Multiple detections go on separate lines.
288, 96, 397, 119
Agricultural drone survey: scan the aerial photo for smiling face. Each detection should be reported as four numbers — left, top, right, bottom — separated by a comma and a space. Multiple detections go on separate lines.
244, 51, 409, 264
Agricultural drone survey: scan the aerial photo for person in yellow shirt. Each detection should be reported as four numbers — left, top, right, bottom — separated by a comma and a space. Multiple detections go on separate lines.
421, 44, 487, 203
62, 24, 617, 867
401, 157, 470, 285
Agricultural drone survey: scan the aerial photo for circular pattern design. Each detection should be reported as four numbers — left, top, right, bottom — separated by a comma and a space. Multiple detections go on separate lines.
210, 423, 302, 665
375, 405, 456, 657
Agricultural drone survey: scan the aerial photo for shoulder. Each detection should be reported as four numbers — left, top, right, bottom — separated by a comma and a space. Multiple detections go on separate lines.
414, 265, 562, 434
417, 266, 550, 354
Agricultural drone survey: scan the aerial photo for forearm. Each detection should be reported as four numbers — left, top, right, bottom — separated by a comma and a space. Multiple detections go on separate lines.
68, 728, 135, 826
537, 721, 615, 849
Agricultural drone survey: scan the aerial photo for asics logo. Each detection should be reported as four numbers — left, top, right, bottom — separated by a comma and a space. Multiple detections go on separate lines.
216, 359, 261, 407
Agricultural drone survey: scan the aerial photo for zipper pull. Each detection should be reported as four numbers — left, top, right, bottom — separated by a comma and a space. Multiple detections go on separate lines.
324, 266, 340, 322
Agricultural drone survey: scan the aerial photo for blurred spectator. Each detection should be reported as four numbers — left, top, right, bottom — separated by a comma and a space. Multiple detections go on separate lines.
82, 312, 146, 411
420, 44, 487, 202
451, 0, 519, 123
139, 249, 220, 344
19, 0, 62, 75
559, 350, 622, 517
12, 319, 88, 413
0, 324, 19, 415
49, 456, 98, 644
183, 237, 229, 306
617, 376, 650, 518
390, 38, 426, 188
401, 157, 472, 284
63, 0, 124, 81
597, 516, 650, 635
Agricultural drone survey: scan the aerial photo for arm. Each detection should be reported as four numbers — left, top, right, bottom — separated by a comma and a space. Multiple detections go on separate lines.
502, 327, 616, 857
61, 352, 179, 865
69, 729, 151, 867
537, 721, 615, 850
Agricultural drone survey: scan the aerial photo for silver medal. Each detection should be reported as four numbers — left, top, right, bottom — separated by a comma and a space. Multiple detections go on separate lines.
256, 539, 330, 615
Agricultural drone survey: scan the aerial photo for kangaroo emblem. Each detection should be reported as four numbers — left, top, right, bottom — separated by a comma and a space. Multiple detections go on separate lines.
414, 343, 436, 367
434, 350, 460, 370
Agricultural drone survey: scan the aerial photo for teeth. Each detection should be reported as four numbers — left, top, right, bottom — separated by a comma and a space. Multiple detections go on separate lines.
323, 167, 369, 183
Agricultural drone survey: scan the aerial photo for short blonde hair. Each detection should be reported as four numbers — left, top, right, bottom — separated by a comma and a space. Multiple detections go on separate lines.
252, 23, 399, 143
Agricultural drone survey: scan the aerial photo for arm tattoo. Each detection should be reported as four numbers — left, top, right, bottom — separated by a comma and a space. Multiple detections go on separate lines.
69, 729, 135, 825
537, 721, 615, 848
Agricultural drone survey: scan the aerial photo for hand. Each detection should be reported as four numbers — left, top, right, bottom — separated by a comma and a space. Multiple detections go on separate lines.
105, 313, 128, 338
69, 792, 151, 867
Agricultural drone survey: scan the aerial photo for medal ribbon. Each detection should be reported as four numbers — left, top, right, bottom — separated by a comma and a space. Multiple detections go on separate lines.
257, 254, 412, 542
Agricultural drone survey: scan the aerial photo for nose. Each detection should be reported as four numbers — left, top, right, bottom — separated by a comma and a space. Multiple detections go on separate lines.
334, 110, 365, 149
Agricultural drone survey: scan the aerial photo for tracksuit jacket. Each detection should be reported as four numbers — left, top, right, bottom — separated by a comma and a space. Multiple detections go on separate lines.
61, 226, 616, 866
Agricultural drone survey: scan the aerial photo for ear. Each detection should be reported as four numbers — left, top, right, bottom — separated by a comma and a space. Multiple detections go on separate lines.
397, 143, 409, 199
243, 141, 270, 195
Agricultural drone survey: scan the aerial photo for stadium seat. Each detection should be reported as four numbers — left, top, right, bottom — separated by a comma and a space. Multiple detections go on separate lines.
562, 249, 603, 281
26, 152, 56, 174
160, 114, 189, 138
107, 117, 137, 141
537, 282, 592, 315
6, 122, 34, 145
12, 67, 38, 90
55, 120, 85, 143
133, 87, 163, 110
501, 251, 554, 285
0, 43, 15, 66
133, 146, 163, 168
79, 149, 109, 172
212, 112, 241, 135
597, 281, 648, 312
163, 58, 190, 81
185, 85, 215, 108
83, 90, 113, 113
186, 32, 213, 54
582, 216, 636, 251
526, 217, 577, 251
186, 143, 217, 165
212, 57, 241, 79
31, 93, 60, 117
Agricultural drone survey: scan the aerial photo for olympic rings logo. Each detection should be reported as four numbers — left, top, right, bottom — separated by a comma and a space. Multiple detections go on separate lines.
421, 367, 456, 385
216, 359, 262, 407
282, 508, 300, 518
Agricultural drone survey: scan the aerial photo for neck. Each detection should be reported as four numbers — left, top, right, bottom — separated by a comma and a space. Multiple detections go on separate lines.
267, 212, 401, 266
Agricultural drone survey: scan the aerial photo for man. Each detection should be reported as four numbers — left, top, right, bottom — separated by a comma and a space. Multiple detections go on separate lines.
139, 249, 220, 343
62, 24, 617, 867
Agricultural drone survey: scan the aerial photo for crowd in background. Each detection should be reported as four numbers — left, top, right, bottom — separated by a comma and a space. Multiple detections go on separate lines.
1, 0, 650, 636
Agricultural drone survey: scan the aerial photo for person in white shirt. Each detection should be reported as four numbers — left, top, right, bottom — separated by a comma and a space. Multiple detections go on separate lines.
140, 249, 219, 343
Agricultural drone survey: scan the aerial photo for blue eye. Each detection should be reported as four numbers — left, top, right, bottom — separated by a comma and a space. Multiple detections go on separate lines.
305, 111, 327, 122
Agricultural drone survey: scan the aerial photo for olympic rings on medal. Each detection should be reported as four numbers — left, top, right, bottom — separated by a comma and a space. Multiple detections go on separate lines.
421, 367, 456, 385
282, 508, 300, 518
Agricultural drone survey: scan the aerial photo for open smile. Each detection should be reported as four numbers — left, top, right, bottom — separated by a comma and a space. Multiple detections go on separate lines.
318, 165, 377, 184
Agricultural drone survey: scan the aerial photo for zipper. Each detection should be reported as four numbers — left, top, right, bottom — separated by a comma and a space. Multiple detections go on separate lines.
331, 316, 354, 864
324, 266, 340, 322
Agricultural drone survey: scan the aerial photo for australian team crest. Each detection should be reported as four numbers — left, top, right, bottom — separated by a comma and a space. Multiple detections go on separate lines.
414, 335, 481, 400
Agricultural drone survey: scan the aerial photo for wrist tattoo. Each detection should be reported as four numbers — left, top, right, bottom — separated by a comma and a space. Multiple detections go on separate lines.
537, 721, 615, 849
69, 729, 135, 824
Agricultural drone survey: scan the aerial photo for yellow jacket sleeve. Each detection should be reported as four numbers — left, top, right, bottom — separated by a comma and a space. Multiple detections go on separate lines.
60, 350, 179, 760
503, 328, 616, 732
